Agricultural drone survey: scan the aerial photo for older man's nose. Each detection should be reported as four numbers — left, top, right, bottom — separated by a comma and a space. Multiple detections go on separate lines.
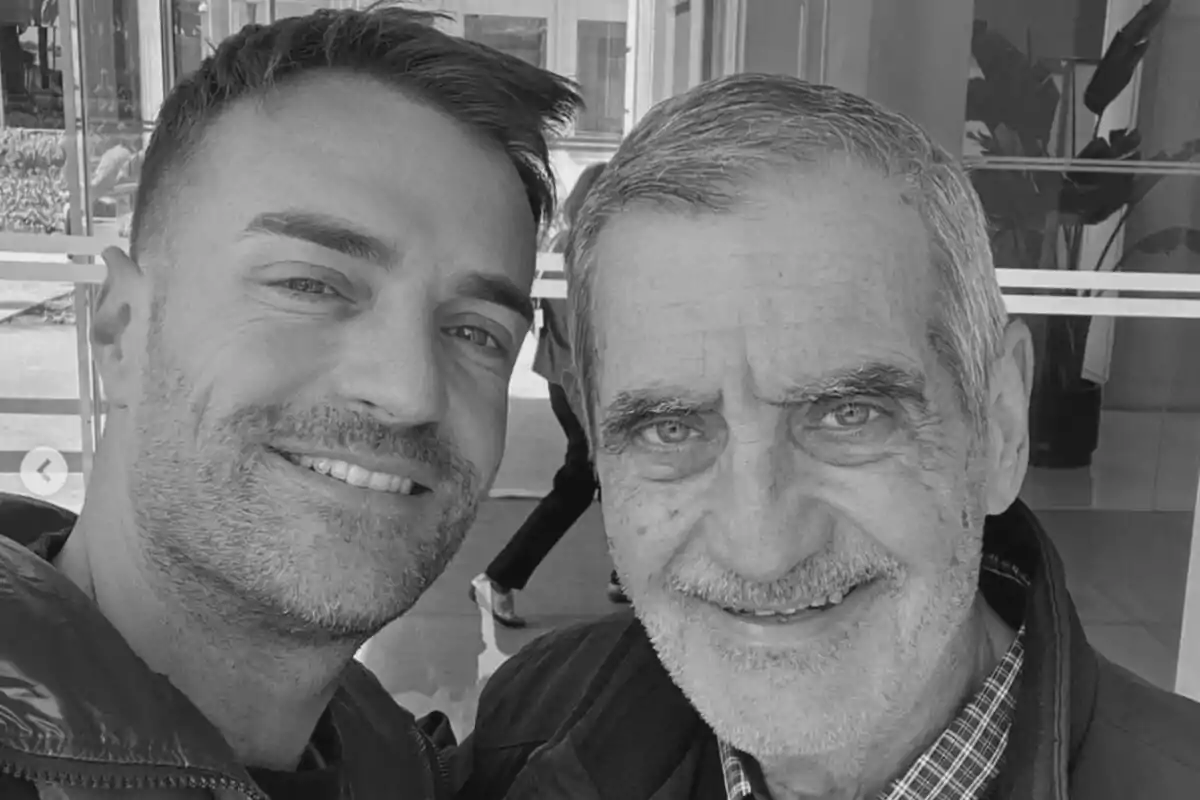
704, 429, 829, 583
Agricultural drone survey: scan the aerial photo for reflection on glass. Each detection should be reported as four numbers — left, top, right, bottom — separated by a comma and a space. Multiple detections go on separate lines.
671, 1, 690, 95
173, 0, 206, 79
78, 0, 145, 123
464, 14, 546, 69
966, 1, 1200, 477
173, 0, 276, 78
965, 1, 1200, 240
0, 0, 67, 234
0, 0, 65, 129
983, 169, 1200, 473
701, 0, 724, 82
973, 169, 1200, 275
1017, 311, 1199, 508
576, 20, 625, 135
1016, 310, 1196, 689
75, 0, 158, 238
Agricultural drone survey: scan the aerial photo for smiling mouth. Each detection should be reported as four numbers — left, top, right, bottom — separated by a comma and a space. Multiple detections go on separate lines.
283, 452, 432, 496
719, 579, 873, 621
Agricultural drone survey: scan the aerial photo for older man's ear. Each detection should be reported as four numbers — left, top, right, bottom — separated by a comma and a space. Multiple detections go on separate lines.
984, 318, 1034, 516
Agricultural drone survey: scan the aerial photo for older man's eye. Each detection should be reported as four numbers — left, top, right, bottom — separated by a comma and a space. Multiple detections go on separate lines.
819, 402, 882, 429
635, 419, 698, 448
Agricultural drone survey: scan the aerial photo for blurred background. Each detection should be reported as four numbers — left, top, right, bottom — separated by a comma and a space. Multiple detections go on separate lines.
1, 0, 1199, 739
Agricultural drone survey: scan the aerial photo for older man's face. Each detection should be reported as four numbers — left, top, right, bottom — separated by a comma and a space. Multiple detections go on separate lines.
590, 159, 994, 760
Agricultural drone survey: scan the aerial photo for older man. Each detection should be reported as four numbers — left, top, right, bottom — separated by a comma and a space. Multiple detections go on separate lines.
0, 6, 578, 800
458, 74, 1200, 799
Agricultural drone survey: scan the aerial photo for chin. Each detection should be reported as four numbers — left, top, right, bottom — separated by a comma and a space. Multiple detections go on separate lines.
638, 597, 884, 762
264, 557, 430, 639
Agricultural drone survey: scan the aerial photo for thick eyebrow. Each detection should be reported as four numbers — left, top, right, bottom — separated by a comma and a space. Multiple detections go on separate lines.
776, 363, 929, 410
242, 211, 532, 323
242, 210, 395, 265
599, 387, 721, 450
453, 272, 535, 325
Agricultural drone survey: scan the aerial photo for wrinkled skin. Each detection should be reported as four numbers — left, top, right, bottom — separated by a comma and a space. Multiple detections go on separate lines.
589, 158, 1030, 797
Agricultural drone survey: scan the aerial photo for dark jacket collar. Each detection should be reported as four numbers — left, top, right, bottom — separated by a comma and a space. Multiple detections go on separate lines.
504, 500, 1093, 800
0, 501, 264, 795
0, 493, 442, 799
984, 500, 1096, 800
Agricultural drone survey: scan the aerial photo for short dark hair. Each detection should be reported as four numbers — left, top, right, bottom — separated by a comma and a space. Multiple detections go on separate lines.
130, 4, 581, 258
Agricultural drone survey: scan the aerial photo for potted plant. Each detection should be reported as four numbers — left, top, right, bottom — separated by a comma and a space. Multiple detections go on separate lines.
967, 0, 1200, 468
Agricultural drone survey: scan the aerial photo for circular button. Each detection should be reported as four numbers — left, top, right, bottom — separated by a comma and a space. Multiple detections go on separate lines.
19, 446, 69, 498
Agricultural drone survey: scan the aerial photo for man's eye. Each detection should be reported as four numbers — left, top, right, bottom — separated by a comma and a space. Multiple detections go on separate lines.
275, 277, 340, 297
447, 325, 502, 351
634, 419, 698, 448
819, 402, 881, 429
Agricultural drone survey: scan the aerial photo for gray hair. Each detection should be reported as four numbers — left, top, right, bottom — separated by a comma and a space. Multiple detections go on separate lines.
564, 73, 1008, 436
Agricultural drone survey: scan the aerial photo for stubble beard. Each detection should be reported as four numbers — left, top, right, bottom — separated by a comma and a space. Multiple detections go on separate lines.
127, 338, 482, 645
629, 534, 985, 769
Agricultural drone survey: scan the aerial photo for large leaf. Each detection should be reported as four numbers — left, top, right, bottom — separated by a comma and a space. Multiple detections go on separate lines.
969, 21, 1059, 156
1059, 129, 1141, 224
1084, 0, 1172, 116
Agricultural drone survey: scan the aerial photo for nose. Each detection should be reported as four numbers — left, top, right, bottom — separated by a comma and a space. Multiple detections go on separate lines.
330, 306, 447, 427
704, 416, 829, 584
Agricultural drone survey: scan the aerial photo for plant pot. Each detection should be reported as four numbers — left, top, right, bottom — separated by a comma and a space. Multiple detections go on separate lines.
1028, 379, 1102, 469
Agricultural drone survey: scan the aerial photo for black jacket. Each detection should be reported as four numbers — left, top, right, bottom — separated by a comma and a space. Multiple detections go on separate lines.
457, 500, 1200, 799
0, 492, 455, 800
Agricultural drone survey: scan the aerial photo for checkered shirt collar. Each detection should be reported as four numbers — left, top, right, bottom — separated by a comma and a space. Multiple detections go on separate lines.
719, 559, 1028, 800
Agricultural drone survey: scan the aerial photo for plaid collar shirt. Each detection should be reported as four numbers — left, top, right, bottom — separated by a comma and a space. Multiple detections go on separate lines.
719, 558, 1029, 800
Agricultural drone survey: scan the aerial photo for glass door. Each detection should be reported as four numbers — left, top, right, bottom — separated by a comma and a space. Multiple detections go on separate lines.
962, 0, 1200, 701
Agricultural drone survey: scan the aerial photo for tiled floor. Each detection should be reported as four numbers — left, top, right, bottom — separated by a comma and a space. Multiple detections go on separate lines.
1037, 509, 1192, 690
1020, 411, 1200, 513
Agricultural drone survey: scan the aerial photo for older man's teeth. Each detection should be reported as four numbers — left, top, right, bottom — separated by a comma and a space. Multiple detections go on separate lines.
732, 585, 860, 617
291, 454, 417, 495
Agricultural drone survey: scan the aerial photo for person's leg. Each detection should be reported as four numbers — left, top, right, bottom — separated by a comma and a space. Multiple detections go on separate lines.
484, 383, 597, 591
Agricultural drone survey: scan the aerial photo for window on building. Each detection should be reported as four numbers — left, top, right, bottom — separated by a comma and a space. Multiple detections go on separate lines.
0, 0, 64, 130
576, 19, 625, 135
463, 14, 547, 69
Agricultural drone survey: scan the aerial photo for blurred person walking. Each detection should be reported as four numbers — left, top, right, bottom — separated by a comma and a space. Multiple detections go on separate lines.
471, 162, 627, 628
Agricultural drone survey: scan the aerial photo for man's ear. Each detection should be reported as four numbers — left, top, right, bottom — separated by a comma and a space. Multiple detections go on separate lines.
91, 246, 148, 410
984, 318, 1034, 515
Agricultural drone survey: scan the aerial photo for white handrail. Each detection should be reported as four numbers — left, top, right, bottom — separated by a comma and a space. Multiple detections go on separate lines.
0, 232, 126, 255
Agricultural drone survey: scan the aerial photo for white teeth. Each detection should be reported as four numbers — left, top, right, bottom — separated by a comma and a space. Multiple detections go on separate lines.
734, 586, 858, 617
290, 454, 418, 495
343, 464, 372, 487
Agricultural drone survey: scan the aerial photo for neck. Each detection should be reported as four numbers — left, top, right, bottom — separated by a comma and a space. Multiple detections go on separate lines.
56, 445, 359, 771
759, 597, 1015, 800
